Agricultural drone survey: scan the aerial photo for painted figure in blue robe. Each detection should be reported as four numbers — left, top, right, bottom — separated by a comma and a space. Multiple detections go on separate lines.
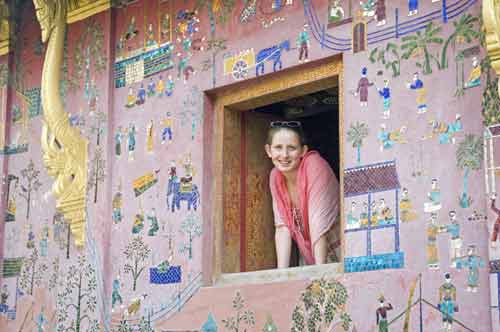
136, 84, 146, 105
39, 224, 49, 257
112, 189, 123, 224
115, 127, 123, 158
111, 276, 123, 310
378, 124, 394, 150
0, 285, 8, 313
125, 16, 138, 41
457, 245, 485, 292
438, 273, 457, 332
35, 307, 48, 332
428, 114, 462, 144
440, 210, 462, 268
407, 73, 427, 113
166, 75, 175, 96
464, 56, 481, 89
297, 23, 310, 62
408, 0, 418, 16
147, 78, 156, 97
377, 79, 391, 119
346, 201, 360, 229
127, 124, 136, 161
147, 208, 159, 236
146, 23, 156, 47
424, 178, 442, 213
360, 0, 376, 17
132, 212, 144, 234
27, 224, 35, 249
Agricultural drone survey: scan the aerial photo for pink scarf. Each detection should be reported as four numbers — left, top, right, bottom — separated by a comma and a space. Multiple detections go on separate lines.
270, 151, 339, 265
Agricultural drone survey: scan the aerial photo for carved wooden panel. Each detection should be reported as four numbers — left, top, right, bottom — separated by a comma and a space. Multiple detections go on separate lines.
222, 107, 241, 273
245, 112, 276, 271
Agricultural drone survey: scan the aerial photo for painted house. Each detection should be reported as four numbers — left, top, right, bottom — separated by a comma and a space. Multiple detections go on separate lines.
0, 0, 499, 332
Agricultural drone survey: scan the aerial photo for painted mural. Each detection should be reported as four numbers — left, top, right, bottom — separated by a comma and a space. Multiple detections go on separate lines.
0, 1, 497, 332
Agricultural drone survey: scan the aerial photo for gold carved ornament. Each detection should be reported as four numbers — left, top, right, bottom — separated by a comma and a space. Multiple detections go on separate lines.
33, 0, 88, 248
483, 0, 500, 96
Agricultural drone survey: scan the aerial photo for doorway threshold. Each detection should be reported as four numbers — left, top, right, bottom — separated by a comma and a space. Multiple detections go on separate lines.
211, 262, 343, 287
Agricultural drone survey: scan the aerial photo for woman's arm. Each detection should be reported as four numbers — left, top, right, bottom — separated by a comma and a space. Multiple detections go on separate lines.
275, 226, 292, 268
313, 234, 328, 264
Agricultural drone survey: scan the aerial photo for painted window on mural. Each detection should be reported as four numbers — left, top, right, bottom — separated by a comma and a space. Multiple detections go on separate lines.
352, 11, 367, 53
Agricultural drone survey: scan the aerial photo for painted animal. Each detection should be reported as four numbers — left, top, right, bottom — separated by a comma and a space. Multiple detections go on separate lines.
126, 294, 147, 316
255, 40, 290, 76
166, 179, 200, 212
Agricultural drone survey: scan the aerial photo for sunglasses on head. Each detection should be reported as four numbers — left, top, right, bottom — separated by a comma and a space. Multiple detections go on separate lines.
270, 121, 302, 128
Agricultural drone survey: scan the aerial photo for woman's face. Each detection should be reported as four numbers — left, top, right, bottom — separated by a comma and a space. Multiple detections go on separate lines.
265, 128, 307, 176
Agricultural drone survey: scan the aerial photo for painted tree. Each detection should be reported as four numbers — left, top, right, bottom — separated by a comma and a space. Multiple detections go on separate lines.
56, 255, 100, 332
456, 134, 483, 208
68, 19, 107, 91
194, 0, 234, 87
138, 315, 154, 332
47, 257, 62, 296
401, 22, 443, 75
123, 236, 151, 291
290, 278, 352, 332
117, 319, 132, 332
88, 147, 106, 203
179, 213, 202, 260
347, 122, 369, 164
221, 291, 255, 332
19, 159, 42, 219
440, 14, 479, 70
180, 86, 205, 140
262, 314, 277, 332
19, 247, 47, 296
369, 42, 401, 77
89, 110, 107, 146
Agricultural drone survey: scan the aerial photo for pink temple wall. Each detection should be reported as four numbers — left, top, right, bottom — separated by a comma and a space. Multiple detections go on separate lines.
0, 1, 497, 331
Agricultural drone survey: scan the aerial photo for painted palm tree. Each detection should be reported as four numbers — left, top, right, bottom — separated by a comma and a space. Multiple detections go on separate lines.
195, 0, 235, 87
456, 134, 483, 208
369, 42, 401, 77
401, 22, 443, 75
347, 122, 369, 164
440, 13, 479, 70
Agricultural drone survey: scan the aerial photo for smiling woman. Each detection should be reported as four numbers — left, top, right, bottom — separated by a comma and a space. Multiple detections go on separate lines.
265, 121, 340, 268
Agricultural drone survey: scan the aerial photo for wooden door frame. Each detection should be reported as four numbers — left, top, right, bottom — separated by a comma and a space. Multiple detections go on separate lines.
204, 54, 344, 285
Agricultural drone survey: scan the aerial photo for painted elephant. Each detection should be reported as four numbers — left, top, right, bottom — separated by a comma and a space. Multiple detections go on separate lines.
166, 179, 200, 212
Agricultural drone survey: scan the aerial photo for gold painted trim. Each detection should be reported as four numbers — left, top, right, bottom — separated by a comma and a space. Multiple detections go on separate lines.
67, 0, 111, 24
483, 0, 500, 95
208, 55, 344, 284
0, 39, 9, 56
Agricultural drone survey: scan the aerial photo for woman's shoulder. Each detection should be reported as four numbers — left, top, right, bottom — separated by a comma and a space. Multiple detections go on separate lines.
303, 150, 328, 166
302, 151, 335, 174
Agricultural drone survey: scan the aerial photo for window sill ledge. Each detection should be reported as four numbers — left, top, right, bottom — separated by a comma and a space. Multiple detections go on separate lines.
211, 262, 343, 288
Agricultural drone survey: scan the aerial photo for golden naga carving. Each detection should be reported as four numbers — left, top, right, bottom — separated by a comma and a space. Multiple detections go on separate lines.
0, 0, 10, 55
483, 0, 500, 96
34, 0, 88, 248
